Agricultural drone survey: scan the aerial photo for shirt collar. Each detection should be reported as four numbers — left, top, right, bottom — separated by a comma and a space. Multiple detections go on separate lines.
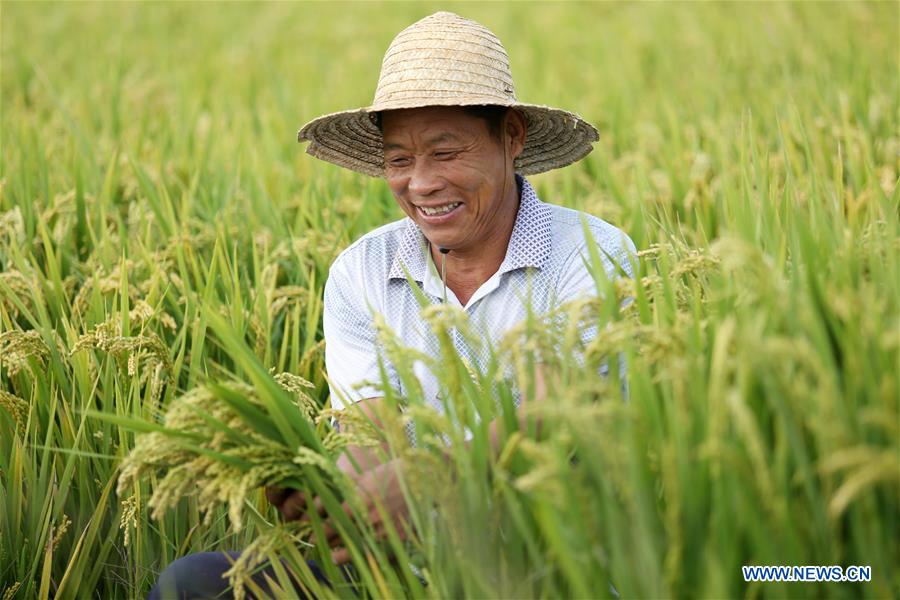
388, 175, 552, 282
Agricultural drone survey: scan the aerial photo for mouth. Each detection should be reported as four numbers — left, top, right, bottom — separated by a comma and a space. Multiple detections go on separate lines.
415, 201, 463, 222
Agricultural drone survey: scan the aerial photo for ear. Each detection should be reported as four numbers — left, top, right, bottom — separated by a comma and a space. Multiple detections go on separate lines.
504, 109, 527, 160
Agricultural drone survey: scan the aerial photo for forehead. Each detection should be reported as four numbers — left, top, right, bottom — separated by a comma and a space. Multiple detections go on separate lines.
381, 106, 489, 148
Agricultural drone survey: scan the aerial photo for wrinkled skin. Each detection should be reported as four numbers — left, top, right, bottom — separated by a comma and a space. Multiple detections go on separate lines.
382, 105, 526, 257
383, 105, 527, 305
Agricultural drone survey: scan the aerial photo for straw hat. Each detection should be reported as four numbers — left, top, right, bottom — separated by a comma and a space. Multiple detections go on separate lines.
297, 11, 599, 177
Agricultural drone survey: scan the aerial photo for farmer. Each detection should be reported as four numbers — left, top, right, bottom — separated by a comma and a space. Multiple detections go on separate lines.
150, 11, 634, 599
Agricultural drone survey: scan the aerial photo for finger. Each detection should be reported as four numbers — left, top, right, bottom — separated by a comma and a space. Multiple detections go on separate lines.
293, 493, 335, 528
265, 486, 291, 507
331, 546, 351, 566
327, 520, 396, 566
322, 510, 354, 548
280, 490, 308, 521
307, 518, 337, 547
298, 494, 327, 520
320, 513, 368, 550
326, 520, 398, 566
370, 513, 411, 543
323, 520, 339, 546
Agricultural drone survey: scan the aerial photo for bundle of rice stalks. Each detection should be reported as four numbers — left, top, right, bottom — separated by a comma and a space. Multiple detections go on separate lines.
93, 309, 392, 596
115, 378, 341, 531
103, 367, 391, 598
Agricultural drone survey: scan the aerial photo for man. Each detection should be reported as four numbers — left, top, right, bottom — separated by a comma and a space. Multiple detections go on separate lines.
151, 11, 634, 598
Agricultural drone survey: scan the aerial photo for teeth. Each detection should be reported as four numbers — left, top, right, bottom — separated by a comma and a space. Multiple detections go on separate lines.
420, 202, 460, 216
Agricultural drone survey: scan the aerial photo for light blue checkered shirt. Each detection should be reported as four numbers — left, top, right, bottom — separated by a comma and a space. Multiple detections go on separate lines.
324, 175, 635, 414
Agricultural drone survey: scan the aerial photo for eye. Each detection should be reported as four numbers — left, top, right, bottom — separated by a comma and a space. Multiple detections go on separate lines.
434, 150, 458, 160
388, 156, 411, 168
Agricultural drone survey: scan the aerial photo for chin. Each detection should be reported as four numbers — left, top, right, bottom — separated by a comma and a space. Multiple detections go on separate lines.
426, 236, 451, 248
425, 234, 456, 250
419, 225, 455, 244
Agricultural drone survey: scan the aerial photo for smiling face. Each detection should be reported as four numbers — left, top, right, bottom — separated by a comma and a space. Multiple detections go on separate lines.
381, 106, 526, 254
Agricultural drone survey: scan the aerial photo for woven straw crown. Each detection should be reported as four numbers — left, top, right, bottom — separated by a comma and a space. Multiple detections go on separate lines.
297, 12, 598, 176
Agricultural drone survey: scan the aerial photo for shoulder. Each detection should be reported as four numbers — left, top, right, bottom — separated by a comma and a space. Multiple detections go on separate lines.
547, 204, 636, 275
328, 218, 408, 279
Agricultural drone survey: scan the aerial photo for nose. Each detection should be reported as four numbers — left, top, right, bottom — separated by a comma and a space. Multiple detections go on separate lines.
408, 160, 444, 197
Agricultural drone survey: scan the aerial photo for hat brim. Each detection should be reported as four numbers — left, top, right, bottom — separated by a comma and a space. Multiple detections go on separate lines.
297, 100, 599, 177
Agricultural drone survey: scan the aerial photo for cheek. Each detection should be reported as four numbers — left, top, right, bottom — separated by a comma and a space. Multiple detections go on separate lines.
469, 180, 499, 217
385, 177, 407, 203
450, 166, 492, 202
389, 189, 418, 219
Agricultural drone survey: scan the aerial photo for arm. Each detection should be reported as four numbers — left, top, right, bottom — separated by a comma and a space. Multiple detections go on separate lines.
267, 365, 548, 566
334, 362, 547, 475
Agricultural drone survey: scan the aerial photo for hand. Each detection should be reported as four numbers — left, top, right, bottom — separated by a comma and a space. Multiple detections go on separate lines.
265, 485, 311, 522
265, 457, 410, 565
262, 450, 388, 523
328, 457, 410, 565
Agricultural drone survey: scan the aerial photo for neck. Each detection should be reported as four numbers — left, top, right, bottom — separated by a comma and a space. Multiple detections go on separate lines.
429, 175, 520, 306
